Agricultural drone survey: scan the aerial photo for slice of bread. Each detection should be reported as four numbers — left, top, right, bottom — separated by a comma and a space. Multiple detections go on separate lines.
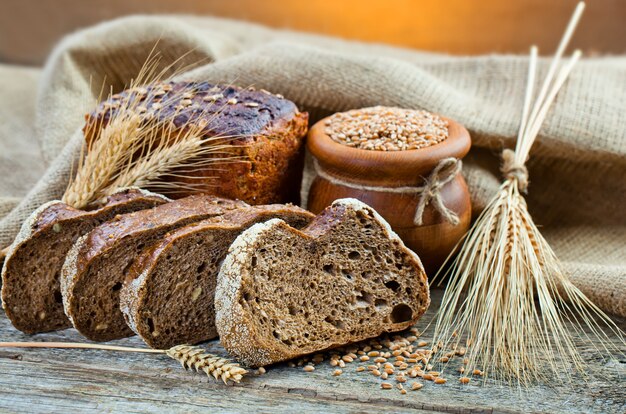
1, 188, 168, 334
120, 204, 315, 349
215, 198, 430, 367
61, 195, 248, 342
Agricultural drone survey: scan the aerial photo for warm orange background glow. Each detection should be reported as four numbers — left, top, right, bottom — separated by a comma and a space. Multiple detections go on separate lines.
1, 0, 624, 65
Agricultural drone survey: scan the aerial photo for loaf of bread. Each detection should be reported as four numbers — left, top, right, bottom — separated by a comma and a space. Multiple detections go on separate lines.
61, 195, 248, 342
215, 198, 430, 367
86, 82, 308, 205
1, 188, 168, 334
120, 204, 315, 349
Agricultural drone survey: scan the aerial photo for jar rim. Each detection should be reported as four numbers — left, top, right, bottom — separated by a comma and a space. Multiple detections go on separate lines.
307, 114, 471, 186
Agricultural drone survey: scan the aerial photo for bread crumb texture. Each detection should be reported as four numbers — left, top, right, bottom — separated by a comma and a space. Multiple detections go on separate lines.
215, 198, 429, 367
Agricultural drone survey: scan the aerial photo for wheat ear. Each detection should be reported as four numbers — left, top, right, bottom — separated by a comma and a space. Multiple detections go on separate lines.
432, 1, 625, 386
0, 342, 247, 384
166, 345, 248, 384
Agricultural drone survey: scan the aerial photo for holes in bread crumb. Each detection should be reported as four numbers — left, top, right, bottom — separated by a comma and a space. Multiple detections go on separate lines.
355, 291, 373, 308
361, 271, 371, 279
348, 251, 360, 260
390, 304, 413, 324
112, 282, 122, 291
384, 280, 400, 292
375, 298, 388, 309
196, 262, 207, 273
53, 290, 62, 303
147, 318, 155, 333
324, 316, 345, 330
341, 269, 353, 281
288, 305, 297, 316
323, 264, 334, 274
251, 256, 257, 268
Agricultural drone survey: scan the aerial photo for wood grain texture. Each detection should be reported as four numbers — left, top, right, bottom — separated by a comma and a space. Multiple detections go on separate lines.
1, 0, 625, 65
1, 289, 624, 413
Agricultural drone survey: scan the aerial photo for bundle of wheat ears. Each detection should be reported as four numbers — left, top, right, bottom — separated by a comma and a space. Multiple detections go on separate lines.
432, 1, 624, 385
63, 50, 240, 209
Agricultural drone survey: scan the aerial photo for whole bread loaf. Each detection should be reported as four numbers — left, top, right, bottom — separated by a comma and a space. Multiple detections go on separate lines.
215, 198, 430, 367
1, 188, 168, 334
61, 194, 247, 342
120, 204, 315, 349
87, 81, 308, 205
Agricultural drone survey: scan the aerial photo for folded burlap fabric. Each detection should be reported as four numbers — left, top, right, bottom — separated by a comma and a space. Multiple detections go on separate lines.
0, 16, 624, 317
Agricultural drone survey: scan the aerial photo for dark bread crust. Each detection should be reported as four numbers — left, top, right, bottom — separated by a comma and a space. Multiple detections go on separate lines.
215, 198, 430, 367
1, 188, 168, 334
120, 204, 315, 349
87, 82, 308, 204
61, 194, 248, 342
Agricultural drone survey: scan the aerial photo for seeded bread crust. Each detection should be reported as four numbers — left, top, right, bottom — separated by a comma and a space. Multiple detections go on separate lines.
61, 194, 248, 342
1, 188, 169, 334
120, 204, 315, 349
87, 81, 308, 205
215, 198, 430, 367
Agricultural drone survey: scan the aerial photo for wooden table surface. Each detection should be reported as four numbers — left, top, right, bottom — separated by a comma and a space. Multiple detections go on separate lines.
0, 289, 624, 413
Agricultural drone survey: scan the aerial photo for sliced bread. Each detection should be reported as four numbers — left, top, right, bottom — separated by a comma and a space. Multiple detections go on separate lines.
215, 198, 430, 367
120, 204, 315, 349
1, 188, 168, 334
61, 195, 248, 342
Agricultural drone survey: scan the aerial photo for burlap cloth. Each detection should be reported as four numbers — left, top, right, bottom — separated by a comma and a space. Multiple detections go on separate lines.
0, 16, 624, 317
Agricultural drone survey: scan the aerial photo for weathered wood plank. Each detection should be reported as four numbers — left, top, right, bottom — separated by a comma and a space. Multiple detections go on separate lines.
0, 289, 624, 413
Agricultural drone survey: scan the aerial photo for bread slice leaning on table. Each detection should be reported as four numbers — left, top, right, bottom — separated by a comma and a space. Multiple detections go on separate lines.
1, 188, 169, 334
215, 198, 430, 367
120, 204, 315, 349
61, 195, 248, 342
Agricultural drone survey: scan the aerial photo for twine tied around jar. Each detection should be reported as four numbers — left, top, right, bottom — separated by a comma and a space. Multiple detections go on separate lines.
313, 157, 462, 226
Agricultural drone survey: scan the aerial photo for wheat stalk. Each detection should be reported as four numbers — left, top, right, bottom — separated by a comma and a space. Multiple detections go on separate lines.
0, 341, 247, 384
431, 1, 625, 386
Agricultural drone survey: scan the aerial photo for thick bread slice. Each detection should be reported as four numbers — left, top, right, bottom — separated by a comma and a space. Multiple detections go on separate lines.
120, 204, 315, 349
1, 188, 168, 334
215, 198, 430, 367
61, 195, 248, 342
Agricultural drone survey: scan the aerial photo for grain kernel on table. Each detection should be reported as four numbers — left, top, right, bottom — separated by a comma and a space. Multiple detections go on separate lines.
303, 365, 315, 372
434, 378, 447, 384
460, 377, 471, 384
411, 382, 424, 391
381, 382, 393, 390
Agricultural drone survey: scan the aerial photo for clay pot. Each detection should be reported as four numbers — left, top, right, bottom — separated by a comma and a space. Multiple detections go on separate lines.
307, 115, 472, 276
